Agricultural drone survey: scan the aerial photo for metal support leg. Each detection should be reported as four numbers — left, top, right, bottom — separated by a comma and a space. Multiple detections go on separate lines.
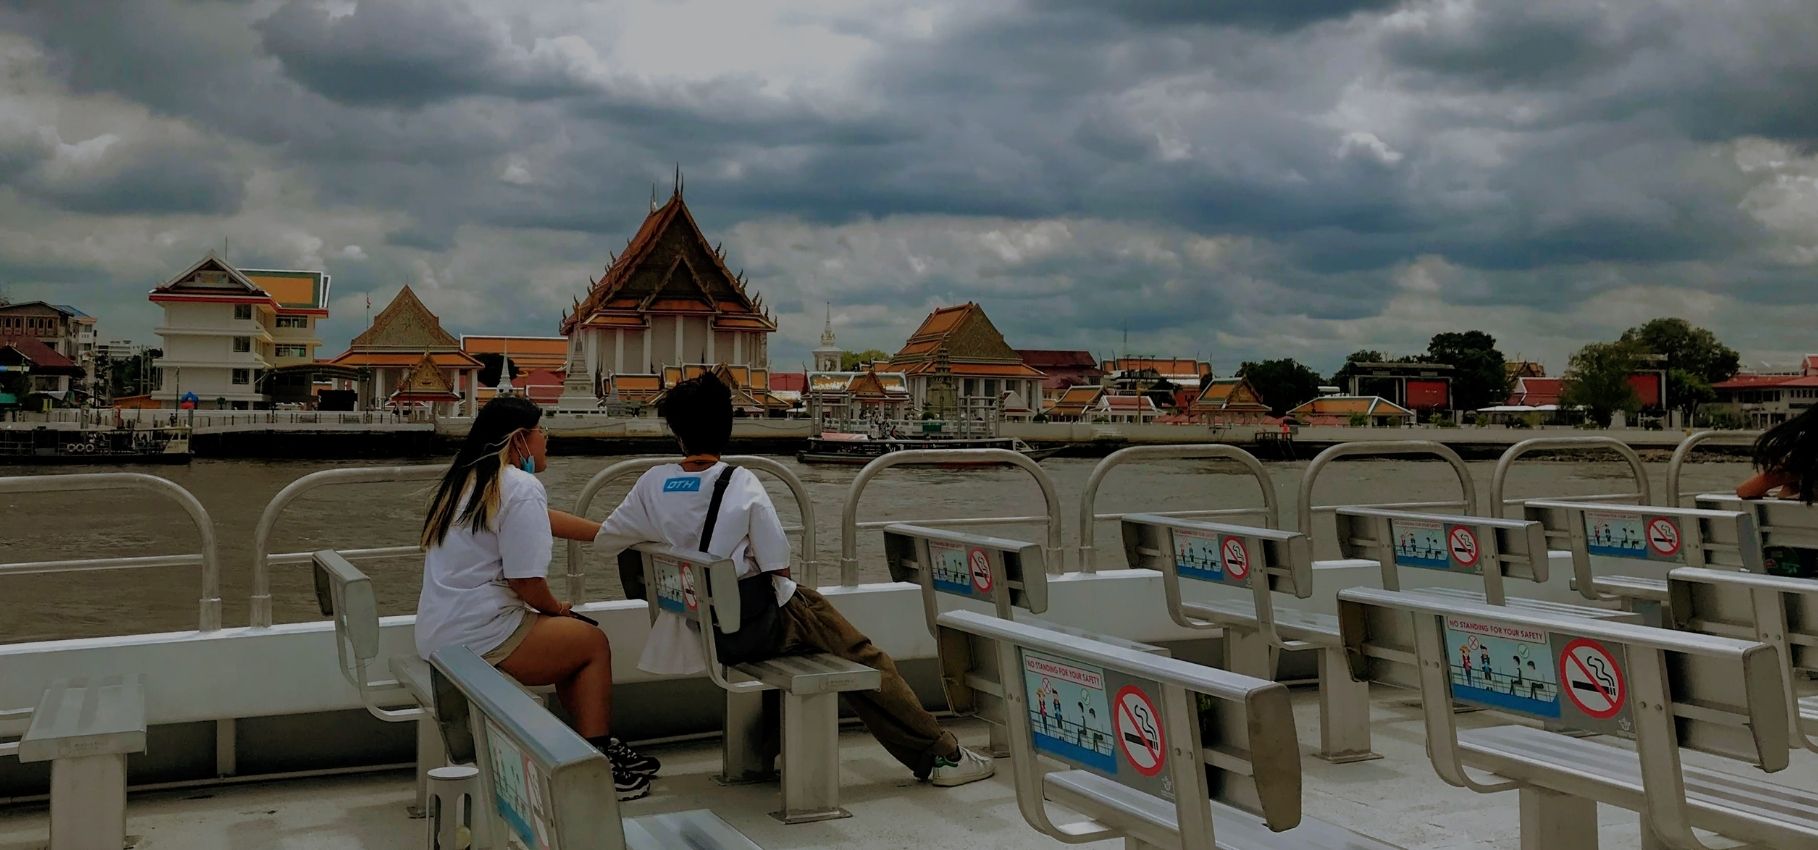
987, 720, 1010, 758
1519, 787, 1597, 850
1223, 628, 1273, 680
719, 688, 779, 785
772, 691, 849, 824
1314, 644, 1381, 763
412, 717, 448, 819
49, 754, 128, 850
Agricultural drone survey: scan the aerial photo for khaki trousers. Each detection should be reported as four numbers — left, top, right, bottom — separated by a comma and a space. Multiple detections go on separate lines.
777, 586, 958, 776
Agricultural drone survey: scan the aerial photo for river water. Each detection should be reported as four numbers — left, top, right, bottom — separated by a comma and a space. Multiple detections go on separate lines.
0, 454, 1753, 643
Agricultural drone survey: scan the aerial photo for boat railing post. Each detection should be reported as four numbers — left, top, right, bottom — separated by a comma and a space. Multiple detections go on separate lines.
249, 464, 446, 627
1075, 444, 1278, 572
0, 472, 223, 631
1667, 430, 1762, 507
840, 449, 1064, 583
1297, 441, 1477, 535
1488, 436, 1652, 517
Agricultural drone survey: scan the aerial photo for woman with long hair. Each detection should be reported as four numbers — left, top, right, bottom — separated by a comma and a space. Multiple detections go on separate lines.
414, 395, 656, 799
1738, 405, 1818, 577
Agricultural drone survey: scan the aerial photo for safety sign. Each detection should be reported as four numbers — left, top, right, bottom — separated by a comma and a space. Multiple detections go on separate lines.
1448, 526, 1481, 568
1645, 517, 1682, 558
1442, 616, 1559, 718
1391, 519, 1449, 570
1585, 510, 1648, 559
968, 548, 994, 594
1220, 537, 1250, 581
1022, 650, 1115, 772
655, 557, 698, 615
1172, 527, 1223, 582
928, 540, 975, 596
1559, 638, 1625, 720
1113, 685, 1166, 777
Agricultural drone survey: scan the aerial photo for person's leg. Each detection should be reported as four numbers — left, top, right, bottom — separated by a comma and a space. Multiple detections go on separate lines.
496, 615, 613, 738
779, 587, 957, 775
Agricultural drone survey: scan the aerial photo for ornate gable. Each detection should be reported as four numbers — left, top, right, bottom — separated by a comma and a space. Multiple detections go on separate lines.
351, 286, 461, 351
563, 190, 776, 334
154, 253, 267, 296
391, 353, 461, 400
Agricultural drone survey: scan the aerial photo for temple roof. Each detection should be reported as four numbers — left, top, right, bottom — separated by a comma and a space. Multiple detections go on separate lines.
344, 286, 462, 353
388, 353, 463, 402
1192, 378, 1271, 413
461, 336, 568, 374
1288, 395, 1414, 418
650, 362, 791, 410
562, 192, 775, 335
150, 254, 272, 303
886, 303, 1044, 379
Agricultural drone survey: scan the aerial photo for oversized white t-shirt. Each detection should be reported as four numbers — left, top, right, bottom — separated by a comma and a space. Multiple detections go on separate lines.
415, 466, 553, 660
593, 462, 796, 674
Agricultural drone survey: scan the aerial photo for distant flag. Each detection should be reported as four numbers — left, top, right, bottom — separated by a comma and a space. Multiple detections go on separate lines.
365, 293, 372, 309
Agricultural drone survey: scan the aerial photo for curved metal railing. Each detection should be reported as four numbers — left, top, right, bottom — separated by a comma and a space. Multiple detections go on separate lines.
249, 465, 446, 627
1666, 430, 1762, 507
1296, 441, 1477, 535
0, 472, 224, 631
567, 455, 817, 596
1488, 436, 1651, 517
1075, 444, 1279, 572
840, 449, 1065, 583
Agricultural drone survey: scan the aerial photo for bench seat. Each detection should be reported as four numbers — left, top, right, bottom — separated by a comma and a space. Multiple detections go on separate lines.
1188, 598, 1343, 647
1460, 725, 1818, 847
1045, 770, 1397, 850
1586, 575, 1670, 603
18, 675, 146, 764
1404, 586, 1637, 622
625, 809, 766, 850
733, 653, 881, 696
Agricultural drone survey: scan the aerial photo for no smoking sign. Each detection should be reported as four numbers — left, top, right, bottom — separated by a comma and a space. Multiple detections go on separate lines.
968, 548, 993, 593
1446, 526, 1480, 568
1646, 517, 1682, 558
1560, 638, 1626, 720
1113, 686, 1166, 777
1220, 537, 1250, 581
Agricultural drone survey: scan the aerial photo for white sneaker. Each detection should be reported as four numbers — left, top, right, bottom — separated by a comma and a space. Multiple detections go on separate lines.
927, 746, 995, 787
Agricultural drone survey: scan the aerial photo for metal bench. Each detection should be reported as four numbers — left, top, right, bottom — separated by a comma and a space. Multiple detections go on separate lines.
1522, 500, 1763, 614
1695, 493, 1818, 552
429, 646, 764, 850
1665, 566, 1818, 752
887, 522, 1165, 755
1340, 586, 1810, 850
3, 675, 147, 850
1118, 513, 1384, 765
936, 609, 1395, 850
628, 542, 881, 824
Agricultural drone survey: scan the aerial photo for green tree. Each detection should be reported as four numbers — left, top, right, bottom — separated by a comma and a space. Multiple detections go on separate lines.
1237, 359, 1323, 417
1561, 341, 1642, 427
839, 349, 891, 371
1327, 349, 1389, 391
1426, 330, 1510, 412
1618, 318, 1739, 416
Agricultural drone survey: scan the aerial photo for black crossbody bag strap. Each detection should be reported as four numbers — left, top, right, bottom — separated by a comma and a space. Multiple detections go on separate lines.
698, 465, 736, 550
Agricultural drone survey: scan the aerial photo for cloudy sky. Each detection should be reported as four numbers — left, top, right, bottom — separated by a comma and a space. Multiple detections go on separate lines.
2, 0, 1815, 375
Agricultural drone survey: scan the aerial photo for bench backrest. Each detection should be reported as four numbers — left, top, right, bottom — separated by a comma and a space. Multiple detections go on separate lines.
884, 523, 1047, 634
1333, 507, 1549, 605
430, 646, 622, 850
1120, 513, 1312, 641
1522, 500, 1763, 601
312, 549, 413, 718
1695, 494, 1818, 551
1339, 586, 1788, 817
627, 541, 752, 690
1667, 566, 1818, 750
936, 609, 1300, 850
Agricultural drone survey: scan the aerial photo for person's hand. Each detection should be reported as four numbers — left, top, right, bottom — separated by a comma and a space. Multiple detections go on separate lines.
549, 600, 573, 618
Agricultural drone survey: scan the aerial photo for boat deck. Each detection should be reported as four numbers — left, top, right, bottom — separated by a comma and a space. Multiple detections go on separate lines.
3, 688, 1802, 850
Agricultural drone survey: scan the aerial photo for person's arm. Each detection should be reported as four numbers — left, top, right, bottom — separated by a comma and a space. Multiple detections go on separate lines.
747, 483, 794, 580
549, 508, 601, 542
592, 486, 658, 557
507, 577, 570, 617
1738, 468, 1796, 499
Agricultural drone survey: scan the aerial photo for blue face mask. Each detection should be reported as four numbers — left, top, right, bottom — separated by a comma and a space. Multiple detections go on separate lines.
519, 456, 537, 474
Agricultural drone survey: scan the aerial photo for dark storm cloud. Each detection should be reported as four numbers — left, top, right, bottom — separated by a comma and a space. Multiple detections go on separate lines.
0, 0, 1815, 371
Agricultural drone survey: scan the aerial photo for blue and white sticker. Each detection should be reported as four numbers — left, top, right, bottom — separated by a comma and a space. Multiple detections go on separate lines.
662, 476, 702, 493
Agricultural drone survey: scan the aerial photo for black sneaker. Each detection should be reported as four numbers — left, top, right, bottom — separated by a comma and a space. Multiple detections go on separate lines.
615, 766, 652, 801
605, 737, 661, 776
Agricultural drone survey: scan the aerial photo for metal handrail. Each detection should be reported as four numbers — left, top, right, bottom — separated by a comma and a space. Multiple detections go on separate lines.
1296, 441, 1476, 534
248, 465, 445, 628
0, 472, 223, 631
1075, 444, 1278, 572
840, 448, 1064, 583
1667, 430, 1762, 507
567, 455, 818, 596
1488, 436, 1651, 517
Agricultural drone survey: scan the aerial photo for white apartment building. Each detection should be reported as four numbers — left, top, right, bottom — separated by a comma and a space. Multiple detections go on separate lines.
148, 254, 331, 409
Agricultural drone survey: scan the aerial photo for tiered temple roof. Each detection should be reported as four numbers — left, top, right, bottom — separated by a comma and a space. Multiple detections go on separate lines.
329, 286, 482, 370
561, 192, 776, 336
650, 364, 792, 412
886, 303, 1043, 379
390, 353, 463, 404
1192, 378, 1272, 417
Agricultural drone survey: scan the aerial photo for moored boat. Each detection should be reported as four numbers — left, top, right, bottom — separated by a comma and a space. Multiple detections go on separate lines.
0, 425, 192, 465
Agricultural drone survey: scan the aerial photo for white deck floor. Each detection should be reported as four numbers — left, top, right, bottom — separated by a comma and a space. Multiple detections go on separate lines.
0, 687, 1800, 850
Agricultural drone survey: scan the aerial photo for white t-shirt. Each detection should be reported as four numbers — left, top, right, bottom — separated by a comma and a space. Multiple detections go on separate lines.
593, 462, 796, 674
415, 466, 553, 660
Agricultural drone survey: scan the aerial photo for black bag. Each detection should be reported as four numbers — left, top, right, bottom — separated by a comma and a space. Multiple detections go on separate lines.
698, 465, 787, 664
